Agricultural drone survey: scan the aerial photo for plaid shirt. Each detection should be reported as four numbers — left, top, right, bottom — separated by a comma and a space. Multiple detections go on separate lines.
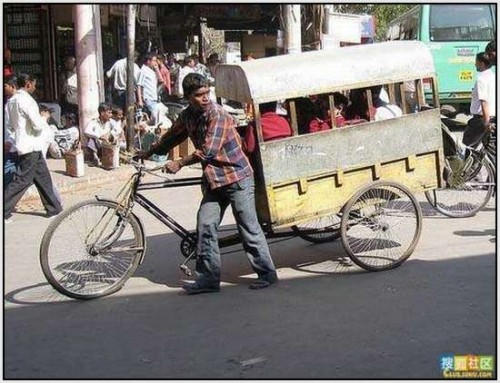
152, 101, 253, 189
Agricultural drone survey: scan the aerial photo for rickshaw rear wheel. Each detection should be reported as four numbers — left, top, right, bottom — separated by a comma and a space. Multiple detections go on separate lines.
292, 214, 341, 243
340, 181, 422, 272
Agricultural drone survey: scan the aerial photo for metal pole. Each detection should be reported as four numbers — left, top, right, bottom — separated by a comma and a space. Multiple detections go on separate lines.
126, 4, 137, 152
283, 5, 301, 54
93, 4, 105, 103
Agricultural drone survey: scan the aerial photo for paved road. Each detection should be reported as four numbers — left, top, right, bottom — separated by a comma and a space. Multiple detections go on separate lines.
4, 169, 496, 379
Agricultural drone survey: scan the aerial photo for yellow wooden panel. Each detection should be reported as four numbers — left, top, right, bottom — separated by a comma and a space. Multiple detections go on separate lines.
266, 151, 441, 228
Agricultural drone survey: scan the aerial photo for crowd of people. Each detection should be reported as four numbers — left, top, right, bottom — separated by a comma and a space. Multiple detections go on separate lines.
3, 50, 222, 222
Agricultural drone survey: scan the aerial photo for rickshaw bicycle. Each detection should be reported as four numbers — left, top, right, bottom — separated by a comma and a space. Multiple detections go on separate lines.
40, 41, 442, 299
40, 153, 423, 300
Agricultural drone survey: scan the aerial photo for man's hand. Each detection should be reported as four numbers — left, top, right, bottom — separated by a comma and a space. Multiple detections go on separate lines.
164, 160, 182, 174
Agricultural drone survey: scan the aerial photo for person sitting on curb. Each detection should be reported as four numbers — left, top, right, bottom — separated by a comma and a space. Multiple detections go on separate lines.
84, 103, 113, 166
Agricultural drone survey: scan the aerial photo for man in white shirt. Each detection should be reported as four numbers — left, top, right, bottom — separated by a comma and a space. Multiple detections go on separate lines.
174, 56, 196, 99
463, 51, 496, 146
371, 86, 403, 121
137, 53, 164, 126
4, 75, 18, 187
84, 103, 113, 166
4, 74, 63, 221
106, 53, 140, 110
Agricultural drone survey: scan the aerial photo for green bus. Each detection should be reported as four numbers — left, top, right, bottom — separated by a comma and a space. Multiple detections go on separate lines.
387, 4, 496, 115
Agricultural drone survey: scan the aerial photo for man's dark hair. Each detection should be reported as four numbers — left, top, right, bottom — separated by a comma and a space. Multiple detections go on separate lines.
476, 52, 492, 67
485, 38, 496, 65
143, 52, 156, 63
17, 73, 36, 88
4, 75, 18, 87
183, 56, 195, 66
182, 73, 209, 97
98, 102, 112, 114
369, 85, 383, 98
259, 101, 277, 114
64, 112, 78, 125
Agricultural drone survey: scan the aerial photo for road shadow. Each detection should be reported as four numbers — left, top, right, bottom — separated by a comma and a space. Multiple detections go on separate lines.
4, 252, 496, 379
454, 228, 496, 243
418, 200, 445, 218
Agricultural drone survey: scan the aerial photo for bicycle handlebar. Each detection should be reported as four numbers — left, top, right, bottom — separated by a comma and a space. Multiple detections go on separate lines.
119, 151, 169, 173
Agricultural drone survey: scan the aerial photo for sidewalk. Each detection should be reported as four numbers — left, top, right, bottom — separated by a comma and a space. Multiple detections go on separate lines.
16, 158, 202, 211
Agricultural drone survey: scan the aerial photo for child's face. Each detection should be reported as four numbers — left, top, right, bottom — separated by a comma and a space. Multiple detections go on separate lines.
114, 111, 124, 120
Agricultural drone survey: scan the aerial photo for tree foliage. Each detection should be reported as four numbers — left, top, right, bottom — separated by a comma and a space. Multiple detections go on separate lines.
334, 4, 416, 41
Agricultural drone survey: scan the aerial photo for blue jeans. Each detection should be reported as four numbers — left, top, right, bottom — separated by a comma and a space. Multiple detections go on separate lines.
195, 175, 276, 286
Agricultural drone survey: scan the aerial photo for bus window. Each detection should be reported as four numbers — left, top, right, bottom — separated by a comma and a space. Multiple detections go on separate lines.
429, 4, 495, 42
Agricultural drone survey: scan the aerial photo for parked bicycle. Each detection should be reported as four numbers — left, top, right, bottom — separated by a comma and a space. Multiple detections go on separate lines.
425, 122, 496, 218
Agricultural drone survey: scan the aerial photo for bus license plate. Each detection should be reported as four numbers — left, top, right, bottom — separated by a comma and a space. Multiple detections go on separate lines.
459, 71, 473, 81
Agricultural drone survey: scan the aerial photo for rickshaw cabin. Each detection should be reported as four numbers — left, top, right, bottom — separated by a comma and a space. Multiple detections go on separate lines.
216, 41, 444, 229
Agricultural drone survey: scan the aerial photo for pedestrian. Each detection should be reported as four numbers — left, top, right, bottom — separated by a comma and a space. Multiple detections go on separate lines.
192, 54, 214, 83
174, 56, 195, 100
83, 102, 113, 166
166, 53, 180, 95
58, 56, 78, 115
53, 112, 80, 153
106, 53, 140, 110
463, 51, 496, 147
110, 106, 127, 149
485, 38, 496, 66
156, 53, 172, 99
38, 105, 63, 159
4, 75, 18, 187
4, 73, 63, 222
206, 52, 220, 81
136, 73, 278, 294
136, 52, 164, 126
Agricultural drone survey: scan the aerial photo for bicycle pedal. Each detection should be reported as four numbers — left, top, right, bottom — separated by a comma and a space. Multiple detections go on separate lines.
179, 264, 192, 276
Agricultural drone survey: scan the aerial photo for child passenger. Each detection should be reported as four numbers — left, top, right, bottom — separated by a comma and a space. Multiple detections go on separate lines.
242, 101, 292, 154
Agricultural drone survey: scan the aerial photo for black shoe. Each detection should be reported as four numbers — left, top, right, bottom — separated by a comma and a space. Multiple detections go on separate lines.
181, 281, 220, 295
249, 272, 278, 290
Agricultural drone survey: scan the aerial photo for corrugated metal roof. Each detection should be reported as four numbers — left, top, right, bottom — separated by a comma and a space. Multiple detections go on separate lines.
215, 41, 435, 103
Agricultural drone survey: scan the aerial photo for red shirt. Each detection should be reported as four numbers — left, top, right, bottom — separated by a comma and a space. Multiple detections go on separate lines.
308, 117, 331, 133
4, 65, 14, 77
158, 63, 171, 95
243, 111, 292, 154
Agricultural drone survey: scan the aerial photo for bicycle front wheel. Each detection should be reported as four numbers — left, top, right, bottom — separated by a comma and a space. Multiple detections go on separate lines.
425, 156, 495, 218
40, 199, 145, 299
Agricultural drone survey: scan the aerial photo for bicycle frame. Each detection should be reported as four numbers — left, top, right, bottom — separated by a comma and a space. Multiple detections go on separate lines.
97, 165, 302, 261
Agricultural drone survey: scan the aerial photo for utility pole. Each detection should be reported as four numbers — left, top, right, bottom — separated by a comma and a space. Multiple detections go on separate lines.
74, 4, 102, 140
126, 4, 137, 152
283, 5, 301, 54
